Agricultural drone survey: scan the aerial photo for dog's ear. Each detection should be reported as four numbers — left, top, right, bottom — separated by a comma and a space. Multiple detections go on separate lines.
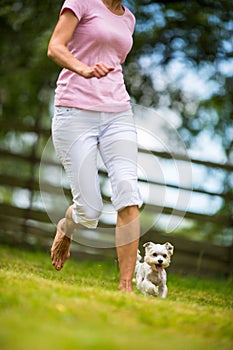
165, 242, 174, 256
143, 242, 153, 250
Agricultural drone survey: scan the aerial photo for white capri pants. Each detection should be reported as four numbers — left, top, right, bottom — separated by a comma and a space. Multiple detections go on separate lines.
52, 106, 143, 229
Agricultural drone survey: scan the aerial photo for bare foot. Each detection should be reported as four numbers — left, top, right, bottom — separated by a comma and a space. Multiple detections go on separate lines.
51, 218, 71, 271
118, 279, 133, 293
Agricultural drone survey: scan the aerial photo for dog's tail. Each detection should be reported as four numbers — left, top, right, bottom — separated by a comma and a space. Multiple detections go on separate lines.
135, 249, 142, 273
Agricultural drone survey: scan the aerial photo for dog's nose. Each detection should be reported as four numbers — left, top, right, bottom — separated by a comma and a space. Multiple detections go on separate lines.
158, 259, 163, 264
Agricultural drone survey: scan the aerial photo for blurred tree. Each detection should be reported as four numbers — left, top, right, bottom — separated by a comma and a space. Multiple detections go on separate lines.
1, 0, 232, 154
0, 0, 232, 221
127, 0, 233, 225
0, 0, 59, 130
125, 0, 233, 163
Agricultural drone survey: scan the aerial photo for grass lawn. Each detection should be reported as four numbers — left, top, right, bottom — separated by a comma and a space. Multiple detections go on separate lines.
0, 245, 232, 350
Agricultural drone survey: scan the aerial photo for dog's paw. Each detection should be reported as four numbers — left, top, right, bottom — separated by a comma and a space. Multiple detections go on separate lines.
146, 285, 159, 297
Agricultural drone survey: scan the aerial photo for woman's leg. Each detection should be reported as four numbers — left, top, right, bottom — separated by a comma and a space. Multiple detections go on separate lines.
98, 111, 142, 291
116, 205, 140, 292
51, 107, 103, 270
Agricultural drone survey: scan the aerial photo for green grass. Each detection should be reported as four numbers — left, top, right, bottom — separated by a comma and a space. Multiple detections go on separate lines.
0, 245, 232, 350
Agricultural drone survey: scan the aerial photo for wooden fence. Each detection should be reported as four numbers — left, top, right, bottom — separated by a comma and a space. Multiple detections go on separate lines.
0, 118, 232, 278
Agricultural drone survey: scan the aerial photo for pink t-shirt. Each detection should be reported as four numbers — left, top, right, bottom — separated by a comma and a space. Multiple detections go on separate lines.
54, 0, 136, 112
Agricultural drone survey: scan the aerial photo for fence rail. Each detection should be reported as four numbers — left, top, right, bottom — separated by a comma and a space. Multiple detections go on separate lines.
0, 209, 231, 278
0, 173, 232, 227
0, 123, 232, 278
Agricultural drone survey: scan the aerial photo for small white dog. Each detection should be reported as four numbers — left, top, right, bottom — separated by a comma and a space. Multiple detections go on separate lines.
135, 241, 174, 298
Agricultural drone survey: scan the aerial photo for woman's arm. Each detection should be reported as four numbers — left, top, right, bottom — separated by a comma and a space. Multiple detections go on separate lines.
47, 10, 114, 79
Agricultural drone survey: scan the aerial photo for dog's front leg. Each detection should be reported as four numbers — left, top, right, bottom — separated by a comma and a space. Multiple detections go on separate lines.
142, 280, 159, 296
158, 283, 168, 298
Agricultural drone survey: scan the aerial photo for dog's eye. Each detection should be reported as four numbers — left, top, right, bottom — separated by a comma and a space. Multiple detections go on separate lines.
163, 254, 167, 258
153, 253, 157, 257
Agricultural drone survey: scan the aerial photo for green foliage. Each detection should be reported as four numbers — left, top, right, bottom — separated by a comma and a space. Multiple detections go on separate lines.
0, 246, 232, 350
0, 1, 232, 239
1, 0, 232, 154
1, 0, 232, 155
0, 0, 60, 125
125, 0, 233, 159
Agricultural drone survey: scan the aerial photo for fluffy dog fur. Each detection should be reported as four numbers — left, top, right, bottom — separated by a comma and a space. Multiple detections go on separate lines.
135, 242, 174, 298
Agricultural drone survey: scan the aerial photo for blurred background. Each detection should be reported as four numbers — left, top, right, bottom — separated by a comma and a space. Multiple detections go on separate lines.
0, 0, 232, 278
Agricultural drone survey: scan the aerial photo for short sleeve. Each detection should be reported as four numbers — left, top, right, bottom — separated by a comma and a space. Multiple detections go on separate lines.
60, 0, 87, 20
124, 7, 136, 35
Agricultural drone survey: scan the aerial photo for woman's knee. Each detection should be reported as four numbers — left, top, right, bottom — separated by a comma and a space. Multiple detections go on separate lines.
117, 205, 139, 225
118, 205, 138, 216
112, 179, 143, 211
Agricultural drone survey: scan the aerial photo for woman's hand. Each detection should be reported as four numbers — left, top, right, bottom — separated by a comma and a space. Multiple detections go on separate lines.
81, 62, 114, 79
